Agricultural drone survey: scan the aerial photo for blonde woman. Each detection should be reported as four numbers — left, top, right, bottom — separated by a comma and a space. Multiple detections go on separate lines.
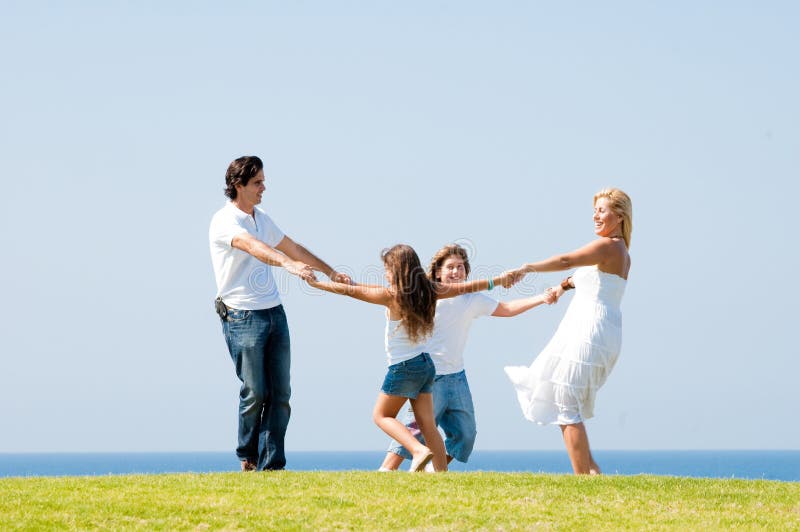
506, 188, 632, 475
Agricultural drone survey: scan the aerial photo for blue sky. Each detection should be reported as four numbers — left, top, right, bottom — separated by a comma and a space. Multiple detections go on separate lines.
1, 2, 798, 453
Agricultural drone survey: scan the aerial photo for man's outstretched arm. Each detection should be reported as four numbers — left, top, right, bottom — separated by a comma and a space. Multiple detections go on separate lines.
276, 236, 352, 283
232, 233, 317, 281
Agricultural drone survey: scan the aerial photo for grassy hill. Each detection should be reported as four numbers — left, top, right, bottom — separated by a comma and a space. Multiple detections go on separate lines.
2, 471, 798, 530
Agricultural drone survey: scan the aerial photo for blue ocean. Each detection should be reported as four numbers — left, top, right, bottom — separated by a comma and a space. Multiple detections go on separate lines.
1, 451, 797, 481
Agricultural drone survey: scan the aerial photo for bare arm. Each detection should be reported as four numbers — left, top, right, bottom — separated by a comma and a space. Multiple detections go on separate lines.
523, 239, 617, 273
275, 236, 352, 283
232, 232, 317, 280
492, 294, 550, 317
435, 270, 521, 299
307, 279, 393, 306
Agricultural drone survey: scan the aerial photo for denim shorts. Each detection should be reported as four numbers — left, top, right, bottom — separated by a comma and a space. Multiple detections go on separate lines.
381, 353, 435, 399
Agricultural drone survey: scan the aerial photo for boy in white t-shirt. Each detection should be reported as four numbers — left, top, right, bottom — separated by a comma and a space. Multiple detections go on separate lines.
379, 244, 554, 471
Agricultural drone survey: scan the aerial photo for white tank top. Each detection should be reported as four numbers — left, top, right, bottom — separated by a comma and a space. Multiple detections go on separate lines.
384, 314, 428, 366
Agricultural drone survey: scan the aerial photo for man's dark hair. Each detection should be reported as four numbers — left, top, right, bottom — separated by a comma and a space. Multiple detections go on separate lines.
225, 156, 263, 200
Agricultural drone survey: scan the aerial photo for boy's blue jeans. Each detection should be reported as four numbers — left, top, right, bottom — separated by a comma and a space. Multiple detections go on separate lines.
387, 370, 477, 463
222, 305, 291, 470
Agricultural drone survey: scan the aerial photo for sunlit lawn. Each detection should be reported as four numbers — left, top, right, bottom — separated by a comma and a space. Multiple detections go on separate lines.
2, 471, 799, 530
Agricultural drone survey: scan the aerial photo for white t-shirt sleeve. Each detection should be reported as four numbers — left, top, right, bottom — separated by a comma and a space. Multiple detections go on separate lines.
469, 292, 499, 319
210, 212, 248, 249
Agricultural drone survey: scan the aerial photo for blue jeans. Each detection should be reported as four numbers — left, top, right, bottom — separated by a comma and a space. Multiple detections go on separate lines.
388, 370, 477, 463
222, 305, 291, 470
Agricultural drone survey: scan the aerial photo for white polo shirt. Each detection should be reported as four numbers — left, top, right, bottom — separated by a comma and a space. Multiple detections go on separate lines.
209, 202, 285, 310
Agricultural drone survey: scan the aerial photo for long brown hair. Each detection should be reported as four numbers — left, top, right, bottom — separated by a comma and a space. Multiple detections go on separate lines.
427, 244, 471, 281
381, 244, 436, 344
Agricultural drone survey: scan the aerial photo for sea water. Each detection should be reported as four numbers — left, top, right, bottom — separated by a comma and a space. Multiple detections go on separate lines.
1, 450, 797, 481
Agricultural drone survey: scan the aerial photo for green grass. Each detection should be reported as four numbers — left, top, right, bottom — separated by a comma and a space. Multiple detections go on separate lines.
1, 472, 798, 530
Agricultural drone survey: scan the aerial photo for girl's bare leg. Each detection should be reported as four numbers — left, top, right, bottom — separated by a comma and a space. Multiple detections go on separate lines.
559, 422, 599, 475
372, 393, 432, 465
410, 393, 448, 472
379, 452, 404, 471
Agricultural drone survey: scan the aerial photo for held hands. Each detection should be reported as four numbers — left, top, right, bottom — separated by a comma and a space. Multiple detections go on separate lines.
301, 271, 351, 290
287, 264, 351, 284
329, 271, 353, 284
286, 260, 317, 282
498, 268, 527, 288
543, 285, 564, 305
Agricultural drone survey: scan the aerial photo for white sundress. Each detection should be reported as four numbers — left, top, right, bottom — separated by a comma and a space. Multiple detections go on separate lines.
505, 266, 627, 425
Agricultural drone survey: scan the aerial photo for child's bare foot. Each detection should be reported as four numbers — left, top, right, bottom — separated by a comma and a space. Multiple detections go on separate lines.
409, 447, 434, 472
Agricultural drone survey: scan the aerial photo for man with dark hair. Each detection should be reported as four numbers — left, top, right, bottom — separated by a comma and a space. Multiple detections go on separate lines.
209, 155, 351, 471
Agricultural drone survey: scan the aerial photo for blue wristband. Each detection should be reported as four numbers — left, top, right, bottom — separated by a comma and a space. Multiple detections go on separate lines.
488, 278, 494, 291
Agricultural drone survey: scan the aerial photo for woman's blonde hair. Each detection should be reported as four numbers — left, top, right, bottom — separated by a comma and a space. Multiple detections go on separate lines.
381, 244, 436, 344
594, 188, 633, 248
427, 244, 471, 281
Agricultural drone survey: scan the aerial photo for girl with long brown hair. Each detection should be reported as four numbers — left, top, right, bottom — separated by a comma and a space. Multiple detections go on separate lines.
308, 244, 519, 472
379, 243, 555, 472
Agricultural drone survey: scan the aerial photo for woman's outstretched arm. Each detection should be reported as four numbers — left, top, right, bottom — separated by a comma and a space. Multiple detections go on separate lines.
522, 239, 617, 273
307, 279, 393, 306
